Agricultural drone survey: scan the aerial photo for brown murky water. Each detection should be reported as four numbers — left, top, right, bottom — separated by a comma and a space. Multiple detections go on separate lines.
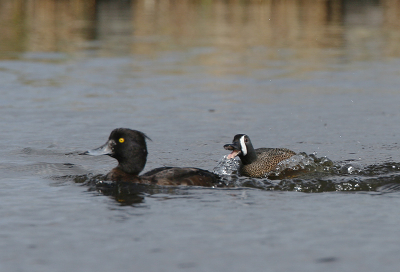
1, 0, 400, 271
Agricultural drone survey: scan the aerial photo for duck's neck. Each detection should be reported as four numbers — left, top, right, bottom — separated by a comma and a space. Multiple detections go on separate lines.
107, 167, 140, 182
239, 146, 257, 165
115, 152, 147, 175
117, 160, 144, 176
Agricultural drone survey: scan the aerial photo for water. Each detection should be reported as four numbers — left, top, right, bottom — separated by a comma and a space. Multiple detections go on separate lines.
1, 0, 400, 271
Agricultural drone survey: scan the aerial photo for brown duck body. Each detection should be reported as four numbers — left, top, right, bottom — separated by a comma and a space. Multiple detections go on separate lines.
106, 166, 217, 186
140, 167, 218, 186
83, 128, 219, 187
240, 148, 296, 178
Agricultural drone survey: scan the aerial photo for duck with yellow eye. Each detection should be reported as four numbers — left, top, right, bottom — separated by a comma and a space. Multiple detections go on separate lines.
81, 128, 219, 186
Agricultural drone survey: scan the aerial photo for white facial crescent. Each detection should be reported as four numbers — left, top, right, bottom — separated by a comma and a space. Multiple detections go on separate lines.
240, 135, 247, 156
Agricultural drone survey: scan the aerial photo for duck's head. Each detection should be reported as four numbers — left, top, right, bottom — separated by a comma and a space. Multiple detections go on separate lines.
82, 128, 151, 175
224, 134, 256, 164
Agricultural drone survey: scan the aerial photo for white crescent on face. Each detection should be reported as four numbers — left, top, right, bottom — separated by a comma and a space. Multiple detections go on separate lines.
240, 135, 247, 156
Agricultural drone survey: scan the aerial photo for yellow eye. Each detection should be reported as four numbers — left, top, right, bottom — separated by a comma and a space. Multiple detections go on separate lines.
119, 138, 125, 143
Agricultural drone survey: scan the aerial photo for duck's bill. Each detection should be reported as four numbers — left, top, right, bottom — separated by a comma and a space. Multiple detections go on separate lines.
80, 141, 112, 156
227, 150, 241, 159
223, 143, 241, 159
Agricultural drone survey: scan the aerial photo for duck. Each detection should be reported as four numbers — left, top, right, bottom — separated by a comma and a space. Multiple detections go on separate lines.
81, 128, 219, 186
224, 134, 296, 178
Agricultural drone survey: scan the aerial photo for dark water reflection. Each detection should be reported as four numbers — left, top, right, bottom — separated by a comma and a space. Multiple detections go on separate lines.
72, 174, 196, 206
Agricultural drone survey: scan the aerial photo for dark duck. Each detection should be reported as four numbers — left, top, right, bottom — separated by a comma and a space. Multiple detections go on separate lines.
82, 128, 219, 186
224, 134, 296, 178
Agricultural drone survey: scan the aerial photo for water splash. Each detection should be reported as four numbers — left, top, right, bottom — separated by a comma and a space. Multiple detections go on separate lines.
210, 152, 400, 192
268, 152, 335, 177
54, 157, 400, 194
212, 155, 241, 185
213, 152, 336, 180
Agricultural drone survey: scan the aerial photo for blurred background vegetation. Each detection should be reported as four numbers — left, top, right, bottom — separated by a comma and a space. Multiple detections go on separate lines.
1, 0, 399, 60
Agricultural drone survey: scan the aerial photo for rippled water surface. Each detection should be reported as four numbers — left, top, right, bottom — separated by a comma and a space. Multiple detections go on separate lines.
2, 0, 400, 271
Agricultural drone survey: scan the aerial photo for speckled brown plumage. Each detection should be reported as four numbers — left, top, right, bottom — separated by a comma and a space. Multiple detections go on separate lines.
224, 134, 296, 178
240, 148, 296, 178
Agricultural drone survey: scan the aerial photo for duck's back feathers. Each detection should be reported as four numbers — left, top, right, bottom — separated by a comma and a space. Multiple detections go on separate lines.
104, 166, 219, 186
255, 148, 296, 158
241, 147, 296, 178
141, 167, 219, 186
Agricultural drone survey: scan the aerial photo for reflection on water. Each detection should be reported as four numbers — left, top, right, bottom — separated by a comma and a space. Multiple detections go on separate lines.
71, 173, 198, 206
1, 0, 400, 61
0, 0, 96, 57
